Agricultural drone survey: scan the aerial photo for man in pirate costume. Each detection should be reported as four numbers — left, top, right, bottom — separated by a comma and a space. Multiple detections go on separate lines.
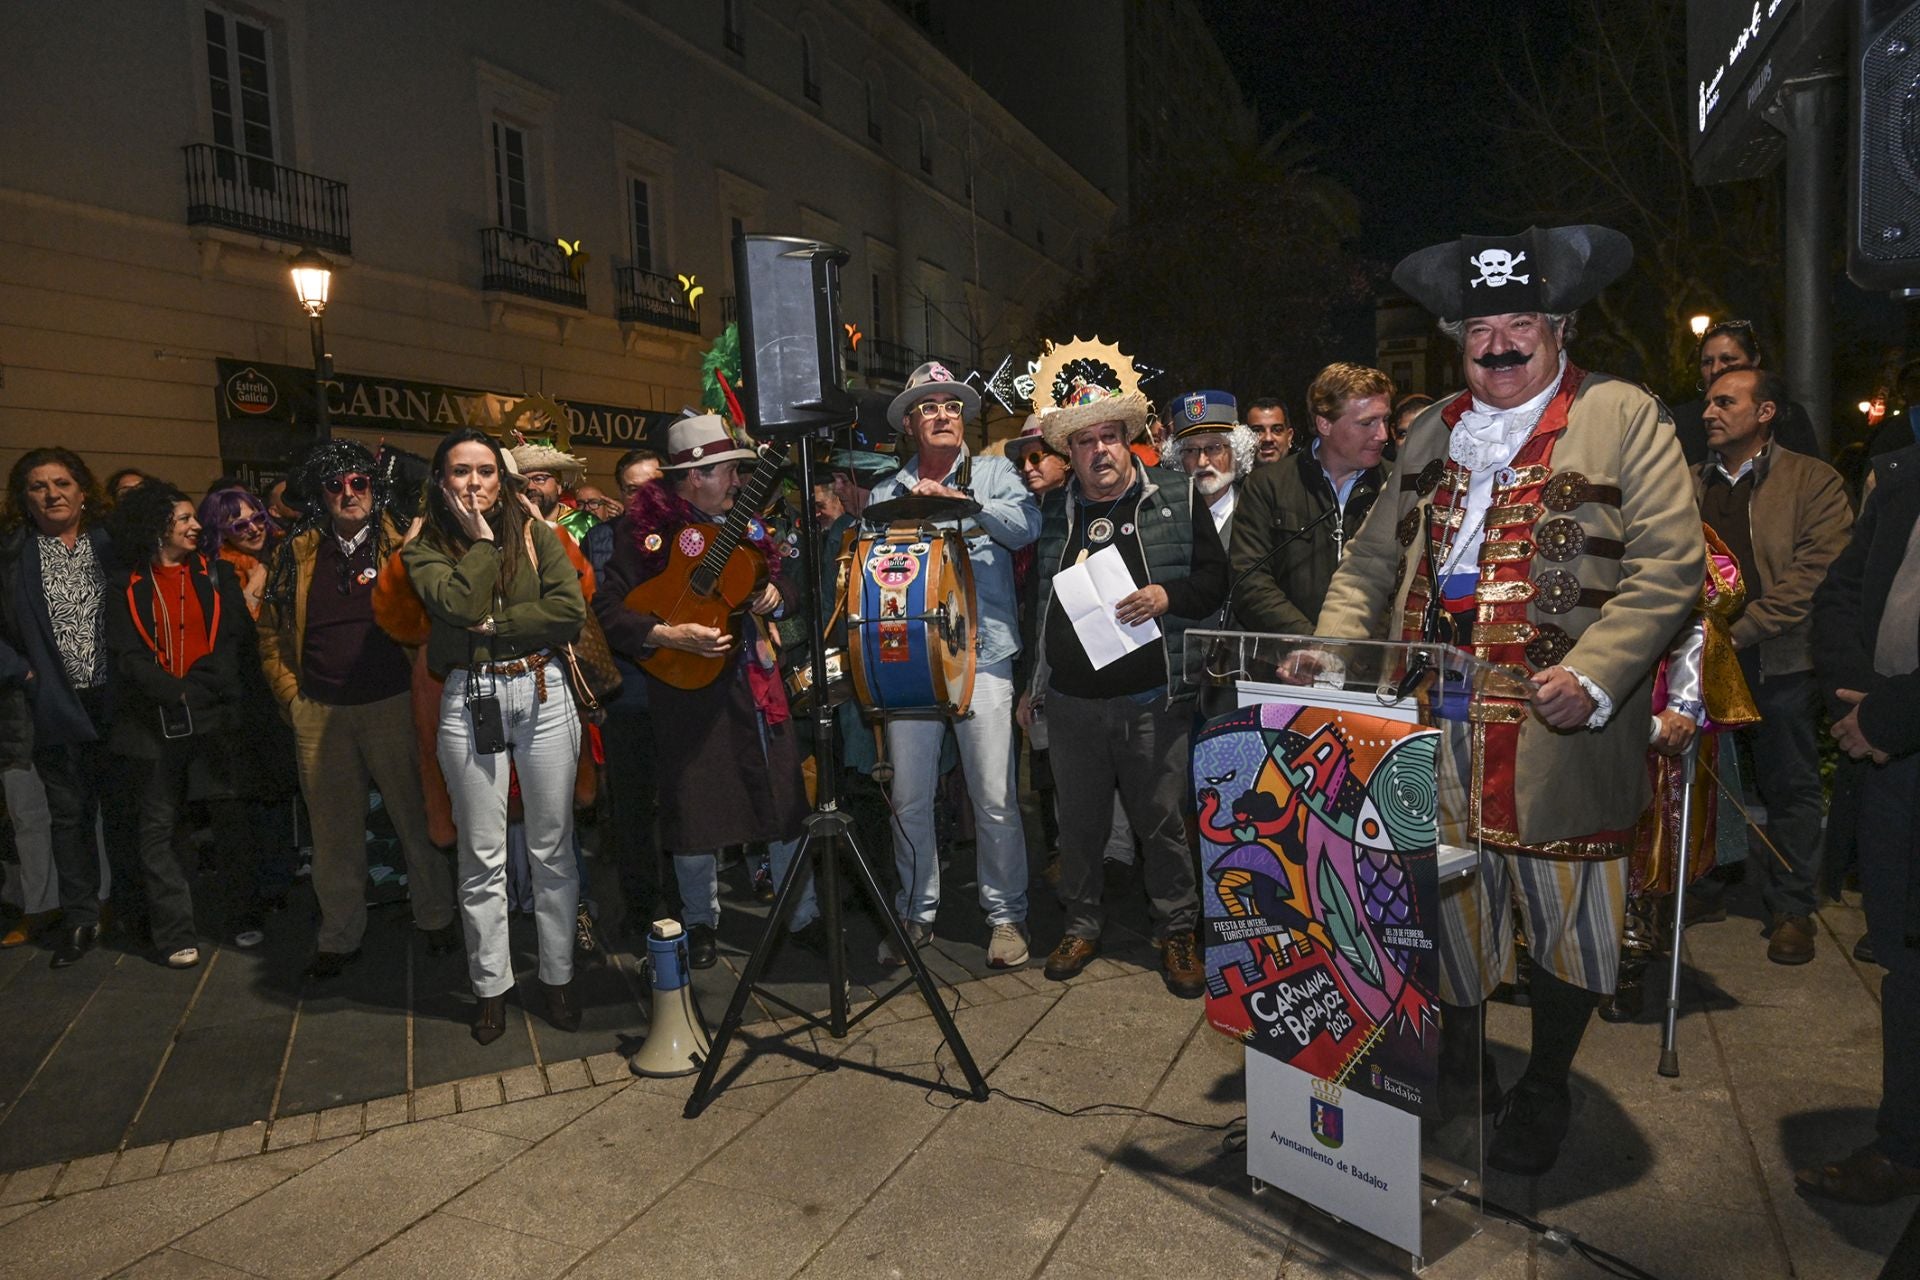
1313, 225, 1703, 1174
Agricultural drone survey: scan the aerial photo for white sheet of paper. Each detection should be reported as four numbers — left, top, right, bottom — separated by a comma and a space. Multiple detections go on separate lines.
1054, 544, 1160, 669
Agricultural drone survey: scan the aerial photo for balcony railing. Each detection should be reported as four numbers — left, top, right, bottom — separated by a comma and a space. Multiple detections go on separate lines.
864, 338, 916, 384
617, 266, 699, 334
720, 294, 740, 327
480, 227, 585, 309
182, 144, 350, 254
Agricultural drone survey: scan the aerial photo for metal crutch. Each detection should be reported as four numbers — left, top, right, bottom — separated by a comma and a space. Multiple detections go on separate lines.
1658, 736, 1701, 1077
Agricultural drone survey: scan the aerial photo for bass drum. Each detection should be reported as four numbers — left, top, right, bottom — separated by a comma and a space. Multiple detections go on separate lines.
845, 521, 977, 716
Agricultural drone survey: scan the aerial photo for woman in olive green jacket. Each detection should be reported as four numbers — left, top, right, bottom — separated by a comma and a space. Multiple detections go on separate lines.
403, 429, 586, 1045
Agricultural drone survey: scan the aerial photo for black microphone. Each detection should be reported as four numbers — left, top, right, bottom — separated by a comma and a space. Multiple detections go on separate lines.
1221, 504, 1340, 627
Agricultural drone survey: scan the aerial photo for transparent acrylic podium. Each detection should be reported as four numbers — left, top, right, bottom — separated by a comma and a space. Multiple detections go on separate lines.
1185, 630, 1532, 1273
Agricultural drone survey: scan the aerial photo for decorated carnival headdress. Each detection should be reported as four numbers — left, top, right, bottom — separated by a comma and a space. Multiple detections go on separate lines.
1029, 337, 1151, 452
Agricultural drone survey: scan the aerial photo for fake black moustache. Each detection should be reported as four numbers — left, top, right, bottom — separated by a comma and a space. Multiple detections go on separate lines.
1473, 350, 1533, 370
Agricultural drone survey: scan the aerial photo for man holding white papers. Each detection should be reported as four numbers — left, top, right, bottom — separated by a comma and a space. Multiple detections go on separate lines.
1016, 339, 1228, 997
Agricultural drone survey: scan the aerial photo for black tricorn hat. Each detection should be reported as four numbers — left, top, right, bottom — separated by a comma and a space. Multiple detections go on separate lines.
1391, 224, 1633, 323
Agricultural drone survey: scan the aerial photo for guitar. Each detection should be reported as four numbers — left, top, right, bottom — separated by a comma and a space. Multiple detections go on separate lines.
623, 445, 789, 689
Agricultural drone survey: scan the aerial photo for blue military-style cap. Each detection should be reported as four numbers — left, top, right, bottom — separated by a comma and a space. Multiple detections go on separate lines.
1168, 389, 1239, 438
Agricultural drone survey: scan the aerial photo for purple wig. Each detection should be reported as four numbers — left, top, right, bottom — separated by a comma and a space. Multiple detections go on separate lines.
197, 486, 277, 552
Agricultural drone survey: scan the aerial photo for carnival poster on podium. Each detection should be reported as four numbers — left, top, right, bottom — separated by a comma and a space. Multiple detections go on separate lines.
1194, 702, 1441, 1115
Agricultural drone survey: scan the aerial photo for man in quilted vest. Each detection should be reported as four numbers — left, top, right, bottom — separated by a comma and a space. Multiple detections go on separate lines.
1017, 339, 1228, 1000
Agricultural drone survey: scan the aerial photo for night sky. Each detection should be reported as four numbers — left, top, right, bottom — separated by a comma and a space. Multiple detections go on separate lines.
1195, 0, 1553, 262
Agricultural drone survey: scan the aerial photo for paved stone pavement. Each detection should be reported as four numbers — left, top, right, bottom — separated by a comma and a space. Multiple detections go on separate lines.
0, 882, 1905, 1279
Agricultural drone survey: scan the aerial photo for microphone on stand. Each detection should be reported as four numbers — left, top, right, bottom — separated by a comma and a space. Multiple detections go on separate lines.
1220, 504, 1340, 629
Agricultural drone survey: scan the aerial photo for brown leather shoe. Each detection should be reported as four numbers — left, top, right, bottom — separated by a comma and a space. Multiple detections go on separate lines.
472, 992, 510, 1045
1796, 1146, 1920, 1204
2, 910, 60, 949
1768, 913, 1816, 966
1160, 929, 1206, 999
1043, 934, 1098, 981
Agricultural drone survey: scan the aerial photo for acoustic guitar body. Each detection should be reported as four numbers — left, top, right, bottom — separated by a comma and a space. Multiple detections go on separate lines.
624, 524, 767, 689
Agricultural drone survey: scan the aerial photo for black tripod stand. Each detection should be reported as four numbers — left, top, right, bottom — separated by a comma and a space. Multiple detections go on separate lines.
683, 432, 989, 1119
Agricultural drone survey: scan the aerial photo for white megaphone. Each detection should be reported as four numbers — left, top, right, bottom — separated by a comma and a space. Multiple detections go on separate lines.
628, 919, 713, 1078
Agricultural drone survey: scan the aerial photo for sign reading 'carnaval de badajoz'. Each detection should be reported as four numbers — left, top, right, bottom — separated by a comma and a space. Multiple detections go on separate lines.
1196, 701, 1442, 1110
214, 358, 678, 447
1195, 701, 1444, 1257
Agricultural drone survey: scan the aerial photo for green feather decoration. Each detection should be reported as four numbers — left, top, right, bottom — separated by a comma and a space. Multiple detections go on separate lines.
701, 323, 743, 420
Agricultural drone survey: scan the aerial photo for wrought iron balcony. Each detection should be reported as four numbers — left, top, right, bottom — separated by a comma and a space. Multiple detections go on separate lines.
720, 294, 740, 327
864, 338, 916, 384
617, 267, 699, 334
182, 144, 350, 254
480, 227, 585, 309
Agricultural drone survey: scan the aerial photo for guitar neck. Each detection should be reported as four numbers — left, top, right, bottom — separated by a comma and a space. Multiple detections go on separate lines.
690, 445, 787, 594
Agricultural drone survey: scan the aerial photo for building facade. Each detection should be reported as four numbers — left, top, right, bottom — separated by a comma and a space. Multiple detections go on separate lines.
1375, 296, 1462, 401
0, 0, 1115, 489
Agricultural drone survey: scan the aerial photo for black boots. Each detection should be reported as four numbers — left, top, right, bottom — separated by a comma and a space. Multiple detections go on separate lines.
1486, 968, 1600, 1176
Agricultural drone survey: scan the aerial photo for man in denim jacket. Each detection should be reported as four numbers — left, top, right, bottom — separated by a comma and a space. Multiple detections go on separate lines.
867, 363, 1041, 969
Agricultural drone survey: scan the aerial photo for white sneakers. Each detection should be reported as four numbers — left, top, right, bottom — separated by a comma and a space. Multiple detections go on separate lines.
987, 922, 1030, 969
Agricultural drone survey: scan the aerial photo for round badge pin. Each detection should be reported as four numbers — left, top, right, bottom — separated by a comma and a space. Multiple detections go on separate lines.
357, 567, 377, 585
1120, 522, 1135, 536
643, 533, 664, 552
676, 528, 706, 558
1496, 466, 1519, 488
1087, 517, 1115, 543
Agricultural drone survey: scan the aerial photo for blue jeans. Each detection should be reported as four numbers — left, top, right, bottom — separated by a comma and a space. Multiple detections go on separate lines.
439, 667, 580, 997
884, 660, 1027, 926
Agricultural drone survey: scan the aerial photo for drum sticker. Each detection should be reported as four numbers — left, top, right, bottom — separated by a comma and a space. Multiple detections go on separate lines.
908, 542, 931, 556
643, 533, 664, 552
1087, 517, 1115, 544
880, 621, 910, 661
870, 551, 921, 590
676, 528, 706, 558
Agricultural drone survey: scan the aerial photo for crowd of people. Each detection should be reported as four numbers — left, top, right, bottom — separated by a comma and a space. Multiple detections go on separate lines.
2, 219, 1918, 1203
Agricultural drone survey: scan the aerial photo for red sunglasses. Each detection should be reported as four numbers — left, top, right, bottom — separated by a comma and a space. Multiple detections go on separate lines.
322, 473, 371, 496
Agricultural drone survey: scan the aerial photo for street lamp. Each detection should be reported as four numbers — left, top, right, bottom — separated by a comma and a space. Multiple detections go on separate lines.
290, 248, 334, 441
1689, 314, 1712, 338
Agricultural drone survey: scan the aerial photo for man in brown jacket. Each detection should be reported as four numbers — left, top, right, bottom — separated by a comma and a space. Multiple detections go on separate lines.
1695, 368, 1854, 964
1315, 225, 1703, 1176
258, 441, 456, 979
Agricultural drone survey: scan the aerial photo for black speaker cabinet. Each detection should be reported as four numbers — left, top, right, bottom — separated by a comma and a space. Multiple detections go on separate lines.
732, 234, 857, 437
1853, 0, 1920, 288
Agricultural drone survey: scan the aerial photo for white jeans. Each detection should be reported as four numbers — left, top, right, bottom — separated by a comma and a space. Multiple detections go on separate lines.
439, 667, 581, 997
885, 659, 1026, 926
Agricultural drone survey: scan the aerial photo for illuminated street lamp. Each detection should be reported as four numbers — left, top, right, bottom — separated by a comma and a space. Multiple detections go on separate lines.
1689, 314, 1712, 338
289, 248, 334, 441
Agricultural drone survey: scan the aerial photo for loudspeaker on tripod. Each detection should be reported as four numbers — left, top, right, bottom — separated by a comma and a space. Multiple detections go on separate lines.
731, 234, 857, 437
1851, 0, 1920, 288
628, 920, 712, 1078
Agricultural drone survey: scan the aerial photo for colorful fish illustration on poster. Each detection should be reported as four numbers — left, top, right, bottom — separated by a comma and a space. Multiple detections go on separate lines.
1195, 702, 1441, 1116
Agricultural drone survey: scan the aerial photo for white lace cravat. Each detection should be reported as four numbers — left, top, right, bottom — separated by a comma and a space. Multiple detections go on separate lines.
1449, 354, 1567, 473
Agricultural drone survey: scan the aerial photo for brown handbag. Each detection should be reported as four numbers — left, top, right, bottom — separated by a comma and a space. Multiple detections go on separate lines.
523, 522, 622, 723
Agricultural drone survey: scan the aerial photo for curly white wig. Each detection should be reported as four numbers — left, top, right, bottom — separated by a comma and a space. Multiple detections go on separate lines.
1173, 425, 1258, 480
